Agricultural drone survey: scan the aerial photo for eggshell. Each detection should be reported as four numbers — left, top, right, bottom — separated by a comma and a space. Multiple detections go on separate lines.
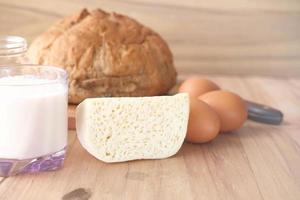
186, 98, 221, 143
179, 77, 220, 97
199, 91, 247, 132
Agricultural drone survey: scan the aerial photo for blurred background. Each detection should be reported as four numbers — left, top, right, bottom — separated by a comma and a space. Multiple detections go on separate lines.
0, 0, 299, 76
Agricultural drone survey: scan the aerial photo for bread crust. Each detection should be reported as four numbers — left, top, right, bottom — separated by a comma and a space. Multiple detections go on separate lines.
28, 8, 177, 104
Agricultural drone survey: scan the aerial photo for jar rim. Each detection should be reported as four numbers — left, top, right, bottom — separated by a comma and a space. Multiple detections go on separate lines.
0, 64, 68, 86
0, 36, 27, 56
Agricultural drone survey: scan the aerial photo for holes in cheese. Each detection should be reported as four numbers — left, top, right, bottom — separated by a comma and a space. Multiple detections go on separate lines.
76, 93, 189, 163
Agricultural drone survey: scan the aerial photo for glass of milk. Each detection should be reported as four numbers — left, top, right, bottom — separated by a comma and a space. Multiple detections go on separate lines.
0, 65, 68, 177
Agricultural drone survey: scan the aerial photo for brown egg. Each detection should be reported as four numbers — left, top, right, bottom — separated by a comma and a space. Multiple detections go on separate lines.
186, 98, 221, 143
199, 91, 247, 132
179, 77, 220, 97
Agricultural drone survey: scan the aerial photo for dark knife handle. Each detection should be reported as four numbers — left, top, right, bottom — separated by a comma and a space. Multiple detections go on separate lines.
245, 100, 283, 125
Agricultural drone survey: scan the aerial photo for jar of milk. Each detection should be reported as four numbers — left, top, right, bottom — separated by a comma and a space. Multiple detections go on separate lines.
0, 36, 28, 66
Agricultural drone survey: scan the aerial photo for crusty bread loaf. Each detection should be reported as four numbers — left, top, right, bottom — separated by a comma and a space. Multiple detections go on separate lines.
28, 8, 177, 104
76, 93, 189, 162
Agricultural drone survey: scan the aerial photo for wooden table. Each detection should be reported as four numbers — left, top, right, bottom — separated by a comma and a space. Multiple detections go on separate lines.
0, 75, 299, 200
0, 0, 300, 199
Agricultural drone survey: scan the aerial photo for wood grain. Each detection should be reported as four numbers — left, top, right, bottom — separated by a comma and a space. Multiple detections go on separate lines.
0, 75, 300, 200
68, 105, 76, 130
0, 0, 299, 76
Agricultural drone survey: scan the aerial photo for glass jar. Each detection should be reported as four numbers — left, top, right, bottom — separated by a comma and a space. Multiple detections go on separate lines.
0, 36, 28, 66
0, 65, 68, 177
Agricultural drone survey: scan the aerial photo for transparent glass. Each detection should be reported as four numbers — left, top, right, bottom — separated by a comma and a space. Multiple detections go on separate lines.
0, 65, 68, 177
0, 36, 28, 66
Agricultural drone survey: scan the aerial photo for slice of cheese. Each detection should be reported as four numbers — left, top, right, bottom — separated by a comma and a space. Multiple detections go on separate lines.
76, 93, 189, 163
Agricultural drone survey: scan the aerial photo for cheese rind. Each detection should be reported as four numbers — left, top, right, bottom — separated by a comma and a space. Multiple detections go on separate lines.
76, 93, 189, 163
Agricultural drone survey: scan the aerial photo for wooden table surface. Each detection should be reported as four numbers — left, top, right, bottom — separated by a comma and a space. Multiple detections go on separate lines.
0, 75, 299, 200
0, 0, 300, 199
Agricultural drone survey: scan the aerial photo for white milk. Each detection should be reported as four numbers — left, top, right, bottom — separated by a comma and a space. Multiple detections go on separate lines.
0, 75, 68, 159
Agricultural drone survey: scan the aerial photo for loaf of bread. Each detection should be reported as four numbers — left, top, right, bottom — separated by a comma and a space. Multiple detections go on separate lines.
76, 93, 189, 162
28, 8, 177, 104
